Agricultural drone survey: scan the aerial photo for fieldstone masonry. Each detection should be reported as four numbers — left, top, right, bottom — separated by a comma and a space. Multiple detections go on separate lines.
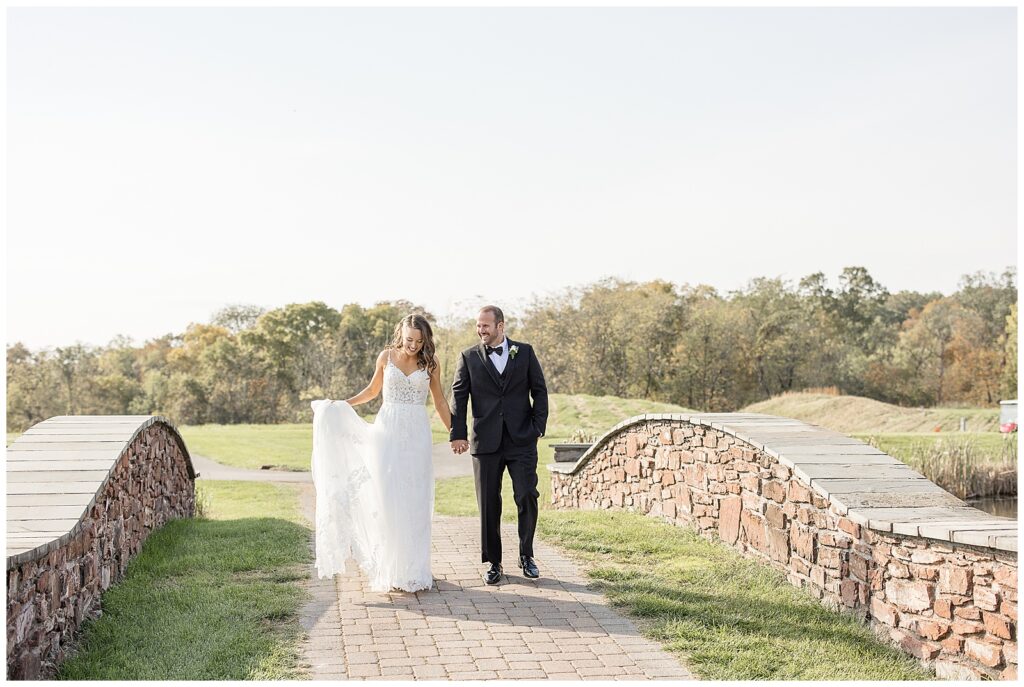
6, 416, 196, 680
550, 413, 1018, 680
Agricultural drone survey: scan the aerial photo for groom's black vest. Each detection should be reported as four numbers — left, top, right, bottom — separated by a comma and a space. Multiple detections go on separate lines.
449, 339, 549, 455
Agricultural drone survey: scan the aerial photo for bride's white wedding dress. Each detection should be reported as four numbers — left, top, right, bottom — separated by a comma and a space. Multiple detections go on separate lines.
310, 353, 434, 592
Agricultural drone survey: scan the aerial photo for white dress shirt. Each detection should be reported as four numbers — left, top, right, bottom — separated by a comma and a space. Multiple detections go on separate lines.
487, 336, 509, 374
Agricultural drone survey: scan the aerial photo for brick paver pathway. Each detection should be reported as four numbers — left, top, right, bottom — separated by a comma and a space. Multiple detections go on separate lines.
297, 488, 694, 681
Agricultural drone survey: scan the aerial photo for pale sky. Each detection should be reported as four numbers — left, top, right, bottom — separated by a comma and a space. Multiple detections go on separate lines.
6, 6, 1017, 349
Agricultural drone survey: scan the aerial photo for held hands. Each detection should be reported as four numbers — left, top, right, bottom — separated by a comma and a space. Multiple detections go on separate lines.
451, 440, 469, 455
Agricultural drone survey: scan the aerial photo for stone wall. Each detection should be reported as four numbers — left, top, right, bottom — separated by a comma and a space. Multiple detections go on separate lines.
550, 417, 1017, 680
6, 421, 196, 679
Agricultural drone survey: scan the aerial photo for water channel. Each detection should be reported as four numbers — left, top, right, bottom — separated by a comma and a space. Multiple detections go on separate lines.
968, 496, 1018, 519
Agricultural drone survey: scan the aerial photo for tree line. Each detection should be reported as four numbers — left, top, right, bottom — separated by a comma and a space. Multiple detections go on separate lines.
6, 266, 1017, 431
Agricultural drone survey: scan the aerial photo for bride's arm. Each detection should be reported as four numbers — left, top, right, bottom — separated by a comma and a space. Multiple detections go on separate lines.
428, 356, 453, 432
345, 350, 387, 406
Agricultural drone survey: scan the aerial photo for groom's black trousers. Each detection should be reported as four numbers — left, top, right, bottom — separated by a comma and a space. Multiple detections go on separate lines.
471, 424, 539, 566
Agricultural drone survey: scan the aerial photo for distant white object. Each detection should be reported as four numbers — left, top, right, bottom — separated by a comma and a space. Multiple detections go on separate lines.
999, 400, 1017, 433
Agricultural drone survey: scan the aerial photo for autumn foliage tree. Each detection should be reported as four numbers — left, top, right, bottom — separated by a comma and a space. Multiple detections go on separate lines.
5, 266, 1017, 430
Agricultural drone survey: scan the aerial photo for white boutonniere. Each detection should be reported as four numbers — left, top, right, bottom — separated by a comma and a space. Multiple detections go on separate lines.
509, 345, 519, 359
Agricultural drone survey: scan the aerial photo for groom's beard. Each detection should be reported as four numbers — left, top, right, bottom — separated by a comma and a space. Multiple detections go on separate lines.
481, 333, 505, 346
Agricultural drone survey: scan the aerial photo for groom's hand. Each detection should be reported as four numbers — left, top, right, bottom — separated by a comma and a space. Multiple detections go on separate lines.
451, 440, 469, 454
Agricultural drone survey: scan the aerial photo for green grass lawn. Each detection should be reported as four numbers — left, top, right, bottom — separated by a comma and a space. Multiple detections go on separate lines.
177, 423, 316, 471
174, 393, 694, 471
56, 480, 311, 680
543, 392, 695, 435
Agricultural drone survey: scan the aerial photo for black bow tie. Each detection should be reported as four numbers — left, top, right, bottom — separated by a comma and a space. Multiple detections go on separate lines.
485, 345, 504, 356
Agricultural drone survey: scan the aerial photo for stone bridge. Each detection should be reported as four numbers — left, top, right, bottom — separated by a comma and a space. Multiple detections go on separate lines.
549, 413, 1017, 680
6, 415, 196, 679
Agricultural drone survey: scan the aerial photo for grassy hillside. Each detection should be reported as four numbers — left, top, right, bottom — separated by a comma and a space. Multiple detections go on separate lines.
742, 392, 1001, 434
544, 393, 695, 437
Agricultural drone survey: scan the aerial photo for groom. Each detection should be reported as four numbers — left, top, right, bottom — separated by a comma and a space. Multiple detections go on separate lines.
450, 305, 549, 585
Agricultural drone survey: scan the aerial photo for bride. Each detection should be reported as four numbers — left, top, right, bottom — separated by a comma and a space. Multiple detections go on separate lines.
310, 314, 452, 592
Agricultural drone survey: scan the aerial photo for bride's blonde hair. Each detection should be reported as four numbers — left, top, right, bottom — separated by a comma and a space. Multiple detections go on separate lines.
388, 314, 438, 375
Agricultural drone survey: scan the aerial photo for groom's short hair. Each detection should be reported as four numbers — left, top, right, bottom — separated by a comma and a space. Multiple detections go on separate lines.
479, 305, 504, 324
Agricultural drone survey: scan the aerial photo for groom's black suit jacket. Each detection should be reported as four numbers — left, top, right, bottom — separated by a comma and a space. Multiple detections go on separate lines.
449, 339, 549, 455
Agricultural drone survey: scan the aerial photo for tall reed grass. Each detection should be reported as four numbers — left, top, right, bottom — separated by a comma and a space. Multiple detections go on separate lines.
865, 434, 1017, 500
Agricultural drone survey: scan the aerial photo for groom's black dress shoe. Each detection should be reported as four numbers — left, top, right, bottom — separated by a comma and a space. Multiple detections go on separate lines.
484, 563, 503, 585
519, 555, 540, 579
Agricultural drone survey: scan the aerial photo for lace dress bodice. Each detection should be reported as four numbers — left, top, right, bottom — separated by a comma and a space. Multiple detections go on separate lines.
383, 356, 431, 405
